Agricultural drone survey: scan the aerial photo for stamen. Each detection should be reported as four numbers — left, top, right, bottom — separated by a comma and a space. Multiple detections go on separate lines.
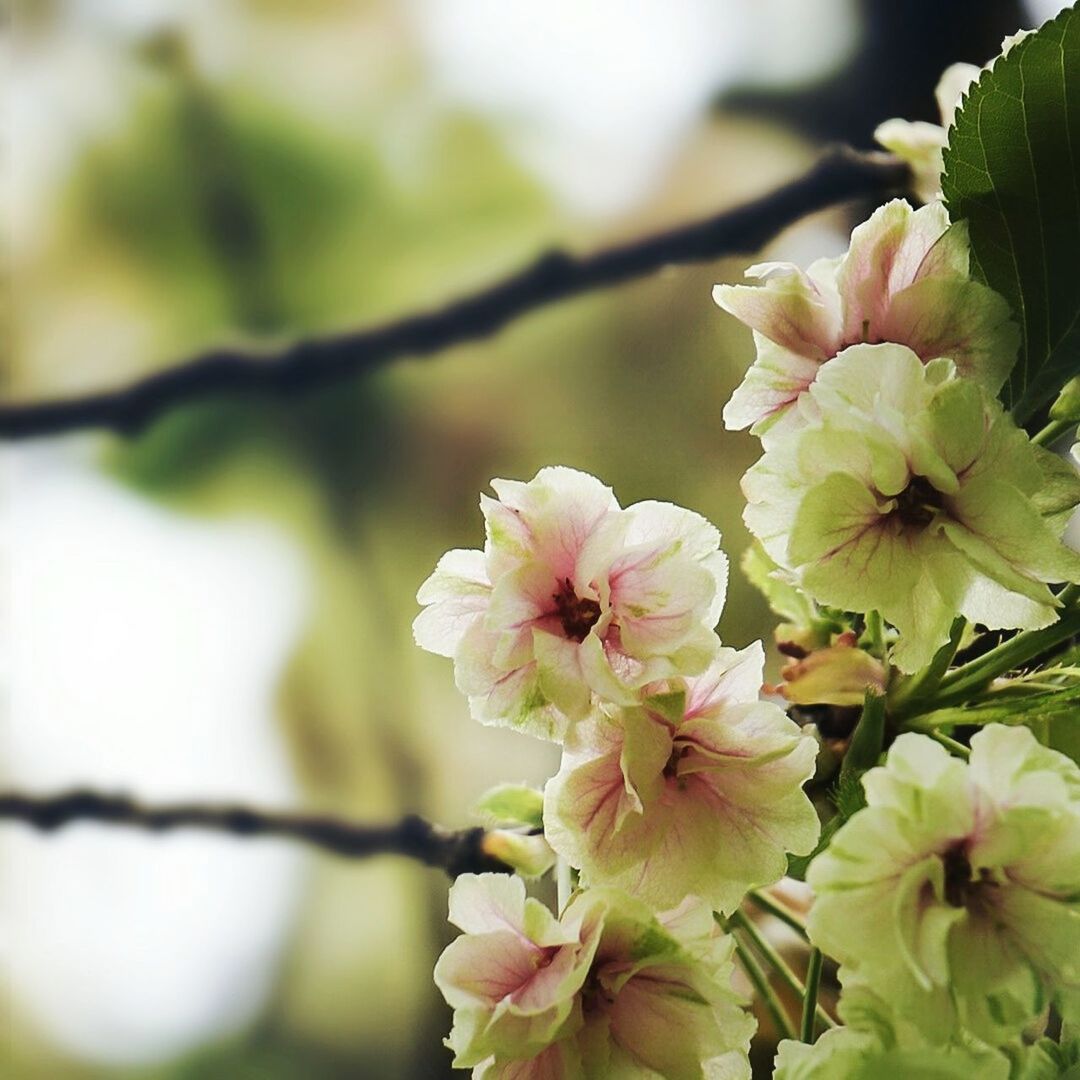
552, 578, 602, 642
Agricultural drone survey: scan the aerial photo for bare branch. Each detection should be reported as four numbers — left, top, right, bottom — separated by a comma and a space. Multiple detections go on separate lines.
0, 147, 908, 440
0, 789, 513, 878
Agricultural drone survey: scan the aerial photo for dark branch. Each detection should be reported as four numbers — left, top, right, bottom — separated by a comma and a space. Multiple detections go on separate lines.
0, 147, 908, 440
0, 789, 513, 878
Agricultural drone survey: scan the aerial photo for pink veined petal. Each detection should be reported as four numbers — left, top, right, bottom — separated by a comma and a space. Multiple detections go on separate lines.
449, 873, 531, 936
712, 261, 842, 361
476, 1040, 584, 1080
683, 644, 766, 718
722, 341, 822, 434
414, 548, 492, 657
434, 930, 546, 1009
606, 967, 719, 1078
495, 467, 620, 581
838, 200, 950, 345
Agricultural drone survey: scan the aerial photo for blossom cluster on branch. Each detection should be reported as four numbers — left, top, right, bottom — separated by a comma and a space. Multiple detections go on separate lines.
413, 20, 1080, 1079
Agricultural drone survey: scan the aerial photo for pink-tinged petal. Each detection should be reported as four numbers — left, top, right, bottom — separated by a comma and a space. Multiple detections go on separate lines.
684, 644, 765, 718
610, 554, 719, 657
713, 259, 842, 361
837, 200, 950, 345
482, 492, 537, 578
435, 930, 545, 1009
621, 500, 723, 560
879, 277, 1018, 393
448, 872, 531, 936
488, 564, 558, 635
496, 467, 619, 581
414, 549, 492, 657
475, 1041, 584, 1080
722, 337, 823, 435
544, 730, 652, 878
607, 969, 725, 1079
577, 630, 649, 706
467, 653, 568, 742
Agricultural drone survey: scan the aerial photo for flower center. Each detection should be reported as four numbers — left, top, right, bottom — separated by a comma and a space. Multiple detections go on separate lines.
891, 475, 945, 530
942, 844, 998, 909
553, 578, 602, 642
663, 744, 690, 781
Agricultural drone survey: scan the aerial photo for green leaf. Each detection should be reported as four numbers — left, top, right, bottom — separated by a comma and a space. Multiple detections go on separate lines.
472, 783, 545, 829
941, 7, 1080, 422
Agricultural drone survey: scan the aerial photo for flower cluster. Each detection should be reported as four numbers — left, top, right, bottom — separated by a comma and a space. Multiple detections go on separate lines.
714, 199, 1017, 444
715, 190, 1080, 673
416, 467, 821, 1075
807, 726, 1080, 1048
435, 874, 754, 1078
416, 24, 1080, 1078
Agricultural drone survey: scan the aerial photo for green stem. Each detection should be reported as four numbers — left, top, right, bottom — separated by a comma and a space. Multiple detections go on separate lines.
927, 597, 1080, 710
889, 617, 966, 716
864, 610, 885, 657
745, 890, 809, 939
929, 730, 970, 759
730, 929, 796, 1041
1032, 417, 1075, 447
729, 910, 836, 1031
801, 948, 824, 1044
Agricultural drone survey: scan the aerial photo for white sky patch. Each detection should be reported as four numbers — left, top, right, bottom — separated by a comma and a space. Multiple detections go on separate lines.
1, 446, 309, 1065
407, 0, 856, 216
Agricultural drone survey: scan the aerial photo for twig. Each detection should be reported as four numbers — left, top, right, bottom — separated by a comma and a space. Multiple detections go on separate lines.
0, 148, 908, 440
0, 789, 512, 878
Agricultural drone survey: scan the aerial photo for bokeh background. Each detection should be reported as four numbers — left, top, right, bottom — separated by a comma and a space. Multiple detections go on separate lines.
2, 2, 1066, 1077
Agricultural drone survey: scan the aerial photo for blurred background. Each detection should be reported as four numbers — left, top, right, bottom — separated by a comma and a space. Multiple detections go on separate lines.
2, 1, 1067, 1076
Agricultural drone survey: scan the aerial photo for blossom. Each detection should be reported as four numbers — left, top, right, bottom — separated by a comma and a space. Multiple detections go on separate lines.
742, 343, 1080, 672
713, 199, 1017, 442
806, 726, 1080, 1046
543, 644, 820, 914
414, 467, 727, 741
435, 873, 754, 1078
875, 31, 1032, 203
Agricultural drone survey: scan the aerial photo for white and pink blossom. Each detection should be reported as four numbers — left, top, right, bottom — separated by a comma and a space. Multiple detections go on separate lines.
414, 467, 727, 741
435, 874, 754, 1079
713, 199, 1017, 442
543, 644, 820, 914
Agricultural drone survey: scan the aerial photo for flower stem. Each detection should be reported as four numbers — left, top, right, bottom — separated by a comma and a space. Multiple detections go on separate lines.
925, 594, 1080, 710
801, 948, 824, 1044
928, 730, 970, 759
864, 610, 885, 657
730, 927, 796, 1041
729, 909, 836, 1031
888, 616, 966, 715
1032, 417, 1075, 446
745, 890, 809, 939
